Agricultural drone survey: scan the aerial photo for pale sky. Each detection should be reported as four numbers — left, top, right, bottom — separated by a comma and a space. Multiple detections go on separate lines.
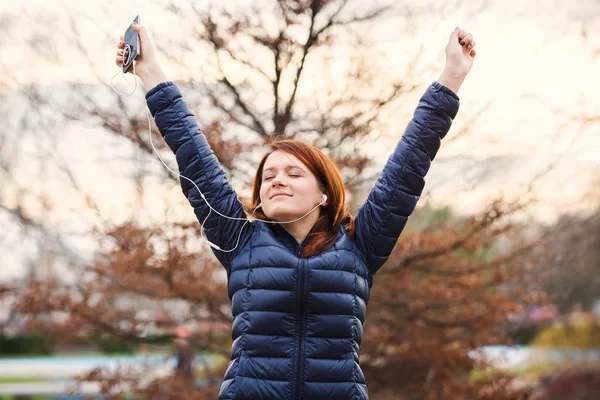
1, 0, 599, 279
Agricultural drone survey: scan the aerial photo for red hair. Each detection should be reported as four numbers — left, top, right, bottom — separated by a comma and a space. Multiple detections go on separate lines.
248, 139, 355, 258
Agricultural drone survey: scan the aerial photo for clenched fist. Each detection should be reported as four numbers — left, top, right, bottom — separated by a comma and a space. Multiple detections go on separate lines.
437, 27, 477, 94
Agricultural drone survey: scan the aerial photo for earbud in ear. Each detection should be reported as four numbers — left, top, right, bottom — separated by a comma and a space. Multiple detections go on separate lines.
321, 194, 327, 202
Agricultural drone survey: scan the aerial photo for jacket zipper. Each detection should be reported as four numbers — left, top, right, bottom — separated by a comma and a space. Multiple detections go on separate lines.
294, 252, 306, 399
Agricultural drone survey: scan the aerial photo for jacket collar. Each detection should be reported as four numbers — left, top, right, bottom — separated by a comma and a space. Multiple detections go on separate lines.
270, 223, 316, 256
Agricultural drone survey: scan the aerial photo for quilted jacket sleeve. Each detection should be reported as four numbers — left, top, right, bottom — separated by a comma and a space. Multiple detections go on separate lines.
353, 81, 460, 274
145, 82, 250, 269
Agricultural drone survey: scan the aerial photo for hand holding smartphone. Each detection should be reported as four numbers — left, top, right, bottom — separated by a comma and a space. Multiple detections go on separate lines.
122, 15, 141, 73
114, 16, 167, 90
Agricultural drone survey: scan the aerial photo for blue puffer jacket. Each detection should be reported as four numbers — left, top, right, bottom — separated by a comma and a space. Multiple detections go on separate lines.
146, 81, 459, 400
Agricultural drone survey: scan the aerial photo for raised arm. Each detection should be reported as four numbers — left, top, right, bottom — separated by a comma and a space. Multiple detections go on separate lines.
115, 23, 251, 269
353, 27, 476, 274
145, 83, 250, 267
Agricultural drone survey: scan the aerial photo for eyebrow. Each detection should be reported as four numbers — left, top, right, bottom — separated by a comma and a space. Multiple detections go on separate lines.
263, 165, 305, 173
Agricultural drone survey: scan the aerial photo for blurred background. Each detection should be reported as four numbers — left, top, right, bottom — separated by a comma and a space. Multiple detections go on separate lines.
0, 0, 598, 399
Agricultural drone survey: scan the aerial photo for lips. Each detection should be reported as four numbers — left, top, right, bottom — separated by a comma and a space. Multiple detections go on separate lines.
270, 193, 292, 199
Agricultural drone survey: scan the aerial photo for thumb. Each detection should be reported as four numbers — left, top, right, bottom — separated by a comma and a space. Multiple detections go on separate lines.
447, 27, 463, 51
132, 23, 149, 41
449, 27, 460, 42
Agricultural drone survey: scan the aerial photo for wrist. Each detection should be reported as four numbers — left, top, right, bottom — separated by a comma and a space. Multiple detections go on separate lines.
137, 63, 167, 92
437, 68, 466, 95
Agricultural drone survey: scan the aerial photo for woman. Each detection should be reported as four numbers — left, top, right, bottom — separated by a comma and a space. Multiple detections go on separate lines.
115, 23, 476, 400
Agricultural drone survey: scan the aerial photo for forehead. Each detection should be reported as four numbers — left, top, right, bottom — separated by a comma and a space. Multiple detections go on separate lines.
263, 150, 307, 171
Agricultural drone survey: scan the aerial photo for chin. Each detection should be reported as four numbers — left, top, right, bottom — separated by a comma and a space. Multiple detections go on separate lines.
267, 212, 298, 222
264, 205, 302, 222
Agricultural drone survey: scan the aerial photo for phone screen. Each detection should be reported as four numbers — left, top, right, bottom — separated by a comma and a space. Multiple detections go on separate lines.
122, 16, 141, 73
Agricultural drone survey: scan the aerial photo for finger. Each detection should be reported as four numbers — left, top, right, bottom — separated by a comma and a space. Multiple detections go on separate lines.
120, 35, 124, 41
469, 49, 477, 58
461, 33, 474, 47
115, 56, 123, 66
117, 49, 124, 56
117, 41, 124, 49
466, 40, 476, 51
458, 29, 467, 42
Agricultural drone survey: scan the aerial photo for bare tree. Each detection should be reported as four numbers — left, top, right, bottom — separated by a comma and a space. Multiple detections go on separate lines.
2, 1, 553, 398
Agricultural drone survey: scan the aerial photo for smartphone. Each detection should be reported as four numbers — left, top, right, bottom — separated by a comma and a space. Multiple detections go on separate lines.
122, 15, 141, 73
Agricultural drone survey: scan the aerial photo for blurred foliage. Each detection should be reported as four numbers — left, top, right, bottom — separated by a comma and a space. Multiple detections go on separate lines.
531, 366, 600, 400
0, 334, 51, 356
405, 205, 455, 232
533, 314, 600, 349
93, 333, 139, 354
521, 205, 600, 313
5, 0, 587, 398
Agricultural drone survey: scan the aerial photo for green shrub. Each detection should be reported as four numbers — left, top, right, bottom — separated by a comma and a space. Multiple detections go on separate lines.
0, 334, 52, 356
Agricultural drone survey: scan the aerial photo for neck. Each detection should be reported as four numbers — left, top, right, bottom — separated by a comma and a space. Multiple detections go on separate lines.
280, 209, 321, 244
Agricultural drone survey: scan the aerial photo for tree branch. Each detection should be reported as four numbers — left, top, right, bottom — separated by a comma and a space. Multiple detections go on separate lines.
204, 15, 269, 138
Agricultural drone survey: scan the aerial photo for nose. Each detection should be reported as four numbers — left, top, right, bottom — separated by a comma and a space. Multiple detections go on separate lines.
271, 173, 286, 187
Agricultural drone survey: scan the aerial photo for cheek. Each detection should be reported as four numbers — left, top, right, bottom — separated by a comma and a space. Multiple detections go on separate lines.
259, 185, 268, 202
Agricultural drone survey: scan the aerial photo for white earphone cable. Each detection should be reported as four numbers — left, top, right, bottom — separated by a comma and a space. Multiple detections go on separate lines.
110, 52, 326, 252
110, 45, 138, 97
